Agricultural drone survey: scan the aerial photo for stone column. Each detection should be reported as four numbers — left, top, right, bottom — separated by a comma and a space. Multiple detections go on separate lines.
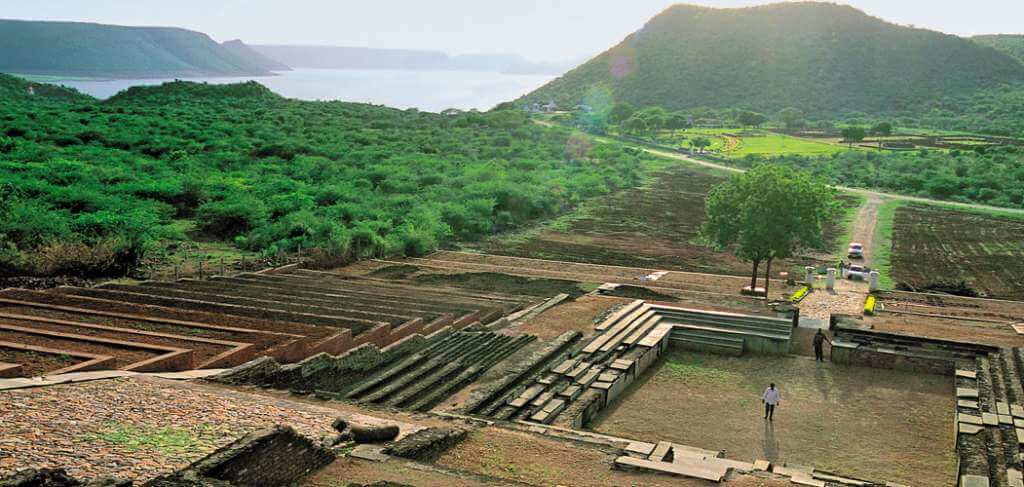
869, 271, 880, 292
826, 268, 836, 291
805, 266, 815, 286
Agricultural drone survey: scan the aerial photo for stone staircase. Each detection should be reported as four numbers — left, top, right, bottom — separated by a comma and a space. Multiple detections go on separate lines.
343, 331, 535, 412
656, 305, 794, 355
957, 348, 1024, 487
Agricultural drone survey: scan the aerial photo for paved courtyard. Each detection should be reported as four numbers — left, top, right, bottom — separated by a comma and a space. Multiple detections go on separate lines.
591, 350, 956, 486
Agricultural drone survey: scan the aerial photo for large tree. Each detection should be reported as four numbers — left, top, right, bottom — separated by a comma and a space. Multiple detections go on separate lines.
778, 107, 806, 131
840, 126, 867, 148
702, 165, 838, 296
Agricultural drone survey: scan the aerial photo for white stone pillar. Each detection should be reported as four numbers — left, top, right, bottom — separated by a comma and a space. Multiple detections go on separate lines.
826, 268, 836, 291
869, 271, 880, 292
805, 266, 815, 286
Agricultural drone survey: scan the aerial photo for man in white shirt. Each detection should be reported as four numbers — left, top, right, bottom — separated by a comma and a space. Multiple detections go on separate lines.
762, 383, 780, 421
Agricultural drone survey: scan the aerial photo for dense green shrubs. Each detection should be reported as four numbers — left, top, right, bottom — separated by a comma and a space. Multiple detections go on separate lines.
0, 78, 645, 277
735, 147, 1024, 208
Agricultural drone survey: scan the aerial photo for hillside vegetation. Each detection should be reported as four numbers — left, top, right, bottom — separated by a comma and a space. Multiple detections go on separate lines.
0, 76, 646, 277
0, 19, 276, 77
974, 35, 1024, 64
523, 2, 1024, 116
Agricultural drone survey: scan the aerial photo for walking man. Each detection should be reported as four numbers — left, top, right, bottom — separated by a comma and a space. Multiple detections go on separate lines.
762, 383, 780, 421
813, 329, 831, 362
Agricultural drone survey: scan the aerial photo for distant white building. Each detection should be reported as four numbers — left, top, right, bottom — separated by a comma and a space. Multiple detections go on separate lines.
527, 101, 558, 113
26, 85, 35, 96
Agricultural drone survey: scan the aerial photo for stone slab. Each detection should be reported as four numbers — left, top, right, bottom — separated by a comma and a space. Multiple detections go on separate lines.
983, 412, 999, 426
566, 362, 591, 379
350, 444, 391, 462
999, 402, 1011, 416
591, 381, 613, 391
959, 413, 983, 426
753, 460, 771, 471
959, 400, 980, 410
1002, 415, 1014, 425
1013, 405, 1024, 418
577, 369, 600, 387
1009, 469, 1023, 487
625, 441, 656, 457
598, 372, 619, 383
557, 384, 582, 401
650, 441, 673, 462
615, 455, 725, 482
610, 359, 634, 372
509, 384, 546, 408
960, 474, 989, 487
956, 369, 978, 379
531, 391, 556, 408
1018, 428, 1024, 444
960, 424, 984, 435
957, 388, 980, 399
1015, 418, 1024, 429
551, 359, 576, 375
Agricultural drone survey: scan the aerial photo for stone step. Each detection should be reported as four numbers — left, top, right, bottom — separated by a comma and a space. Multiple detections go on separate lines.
595, 300, 645, 331
221, 275, 486, 313
583, 305, 652, 354
614, 455, 726, 482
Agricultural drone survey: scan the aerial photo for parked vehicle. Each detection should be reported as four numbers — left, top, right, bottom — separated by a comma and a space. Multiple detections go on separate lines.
848, 242, 864, 259
843, 264, 870, 280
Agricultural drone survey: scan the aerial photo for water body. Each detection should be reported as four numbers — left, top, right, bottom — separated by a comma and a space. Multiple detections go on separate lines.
47, 68, 556, 112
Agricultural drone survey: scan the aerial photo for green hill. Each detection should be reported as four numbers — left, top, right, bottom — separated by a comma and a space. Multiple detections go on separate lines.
221, 39, 291, 72
0, 19, 274, 78
0, 73, 90, 101
974, 35, 1024, 63
523, 2, 1024, 116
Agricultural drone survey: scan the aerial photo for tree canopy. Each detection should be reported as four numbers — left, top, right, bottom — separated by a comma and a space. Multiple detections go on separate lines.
702, 165, 838, 294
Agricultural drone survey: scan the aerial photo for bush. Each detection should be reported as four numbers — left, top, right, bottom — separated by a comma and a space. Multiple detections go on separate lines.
196, 197, 268, 238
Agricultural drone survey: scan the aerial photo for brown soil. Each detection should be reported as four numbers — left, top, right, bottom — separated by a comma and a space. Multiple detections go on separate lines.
438, 426, 790, 487
304, 457, 510, 487
0, 347, 81, 376
513, 295, 630, 339
470, 165, 845, 280
866, 312, 1024, 347
848, 195, 881, 265
591, 350, 956, 486
891, 204, 1024, 300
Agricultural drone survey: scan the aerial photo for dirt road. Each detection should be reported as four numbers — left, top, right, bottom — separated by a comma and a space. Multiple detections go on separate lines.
848, 195, 881, 266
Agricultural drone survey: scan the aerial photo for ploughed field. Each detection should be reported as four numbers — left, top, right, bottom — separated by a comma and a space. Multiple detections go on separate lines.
891, 204, 1024, 300
473, 165, 841, 278
590, 350, 956, 486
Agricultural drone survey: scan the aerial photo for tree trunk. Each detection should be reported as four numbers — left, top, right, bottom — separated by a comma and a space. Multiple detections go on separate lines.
750, 259, 761, 291
764, 257, 773, 298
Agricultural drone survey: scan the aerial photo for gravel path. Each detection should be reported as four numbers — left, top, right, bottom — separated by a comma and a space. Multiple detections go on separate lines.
0, 376, 337, 482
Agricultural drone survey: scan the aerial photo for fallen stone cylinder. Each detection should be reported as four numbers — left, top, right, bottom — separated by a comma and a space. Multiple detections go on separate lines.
350, 425, 400, 443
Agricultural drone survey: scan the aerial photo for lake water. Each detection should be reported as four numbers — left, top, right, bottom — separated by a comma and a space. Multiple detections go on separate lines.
49, 68, 556, 112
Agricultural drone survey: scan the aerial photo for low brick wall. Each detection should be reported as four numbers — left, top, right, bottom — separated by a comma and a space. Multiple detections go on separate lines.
831, 345, 954, 375
146, 426, 334, 487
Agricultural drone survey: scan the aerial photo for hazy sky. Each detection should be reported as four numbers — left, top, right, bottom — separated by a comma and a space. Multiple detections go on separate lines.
4, 0, 1023, 61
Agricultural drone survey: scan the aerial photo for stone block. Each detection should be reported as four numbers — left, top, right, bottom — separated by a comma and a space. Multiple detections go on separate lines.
566, 362, 591, 379
610, 359, 634, 372
956, 369, 978, 379
557, 384, 583, 401
614, 455, 725, 482
998, 402, 1011, 416
753, 459, 771, 471
537, 374, 556, 385
531, 391, 555, 408
551, 359, 577, 375
960, 475, 989, 487
1002, 415, 1014, 425
650, 441, 673, 461
350, 444, 391, 462
1013, 405, 1024, 418
509, 384, 546, 409
959, 400, 980, 410
598, 372, 619, 383
1015, 418, 1024, 428
625, 441, 656, 457
576, 369, 600, 387
960, 424, 983, 435
959, 413, 983, 426
1018, 428, 1024, 444
983, 412, 999, 426
958, 388, 980, 399
1008, 469, 1023, 487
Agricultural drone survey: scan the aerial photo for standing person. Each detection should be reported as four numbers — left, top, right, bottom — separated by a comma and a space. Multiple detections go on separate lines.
813, 329, 831, 362
762, 383, 780, 421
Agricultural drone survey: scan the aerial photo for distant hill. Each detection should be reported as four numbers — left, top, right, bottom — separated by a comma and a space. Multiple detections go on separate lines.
974, 35, 1024, 63
220, 40, 291, 72
252, 45, 568, 75
522, 2, 1024, 115
0, 19, 274, 78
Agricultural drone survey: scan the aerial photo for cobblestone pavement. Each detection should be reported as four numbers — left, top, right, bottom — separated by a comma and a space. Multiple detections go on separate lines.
0, 376, 337, 482
799, 279, 869, 321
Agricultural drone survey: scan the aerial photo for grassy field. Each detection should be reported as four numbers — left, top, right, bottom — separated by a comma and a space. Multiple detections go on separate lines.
872, 199, 903, 290
591, 350, 956, 486
726, 131, 849, 158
